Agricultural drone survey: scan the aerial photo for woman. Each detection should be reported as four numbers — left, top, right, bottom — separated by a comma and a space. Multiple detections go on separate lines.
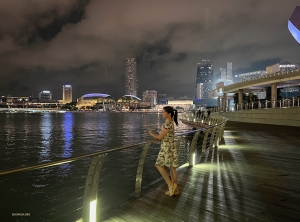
149, 106, 179, 196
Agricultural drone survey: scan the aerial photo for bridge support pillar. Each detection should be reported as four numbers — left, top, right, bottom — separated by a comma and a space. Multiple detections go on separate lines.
222, 93, 227, 111
217, 97, 221, 111
238, 89, 243, 110
227, 99, 231, 111
271, 83, 278, 108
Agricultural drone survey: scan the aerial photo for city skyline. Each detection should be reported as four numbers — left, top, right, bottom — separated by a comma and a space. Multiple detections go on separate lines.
0, 1, 299, 100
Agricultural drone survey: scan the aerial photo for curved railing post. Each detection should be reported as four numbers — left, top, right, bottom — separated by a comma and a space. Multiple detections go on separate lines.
189, 131, 201, 166
83, 153, 107, 222
135, 142, 152, 197
175, 136, 183, 150
201, 128, 212, 154
209, 126, 219, 149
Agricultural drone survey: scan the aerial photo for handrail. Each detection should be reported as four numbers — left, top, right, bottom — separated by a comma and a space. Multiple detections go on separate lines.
0, 141, 152, 176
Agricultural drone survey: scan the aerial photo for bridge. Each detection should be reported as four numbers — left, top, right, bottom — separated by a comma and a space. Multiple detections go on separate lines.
210, 70, 300, 112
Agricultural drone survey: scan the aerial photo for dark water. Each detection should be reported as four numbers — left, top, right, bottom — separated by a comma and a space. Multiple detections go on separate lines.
0, 112, 192, 222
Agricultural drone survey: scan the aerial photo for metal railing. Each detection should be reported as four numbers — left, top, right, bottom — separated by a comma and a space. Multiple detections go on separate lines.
216, 97, 300, 112
0, 115, 227, 222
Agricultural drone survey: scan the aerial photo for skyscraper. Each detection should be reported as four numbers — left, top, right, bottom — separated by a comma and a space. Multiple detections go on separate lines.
220, 67, 227, 81
226, 62, 233, 84
195, 59, 213, 100
63, 85, 72, 103
125, 58, 137, 96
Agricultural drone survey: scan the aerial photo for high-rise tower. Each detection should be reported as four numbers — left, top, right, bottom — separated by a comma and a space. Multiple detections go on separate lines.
125, 58, 137, 96
63, 85, 72, 103
220, 67, 227, 81
226, 62, 233, 84
195, 59, 213, 100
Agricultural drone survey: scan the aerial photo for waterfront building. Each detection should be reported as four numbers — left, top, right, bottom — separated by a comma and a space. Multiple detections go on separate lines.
6, 96, 30, 104
39, 91, 52, 102
237, 62, 298, 83
76, 93, 116, 110
142, 90, 157, 107
235, 70, 268, 82
62, 85, 72, 103
157, 93, 167, 104
266, 63, 298, 74
117, 95, 149, 109
156, 100, 195, 112
195, 59, 214, 101
125, 58, 137, 96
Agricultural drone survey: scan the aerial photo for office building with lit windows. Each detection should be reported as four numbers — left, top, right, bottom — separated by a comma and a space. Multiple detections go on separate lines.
195, 60, 213, 100
39, 91, 52, 102
62, 85, 72, 103
142, 90, 157, 107
125, 58, 137, 96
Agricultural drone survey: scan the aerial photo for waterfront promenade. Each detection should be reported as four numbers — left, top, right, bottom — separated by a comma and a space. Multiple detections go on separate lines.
103, 121, 300, 222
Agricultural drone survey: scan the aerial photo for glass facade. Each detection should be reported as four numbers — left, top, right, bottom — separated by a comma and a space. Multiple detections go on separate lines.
63, 85, 72, 104
195, 60, 213, 100
125, 58, 137, 96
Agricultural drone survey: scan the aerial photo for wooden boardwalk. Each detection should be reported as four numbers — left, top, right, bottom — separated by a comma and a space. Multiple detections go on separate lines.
103, 121, 300, 222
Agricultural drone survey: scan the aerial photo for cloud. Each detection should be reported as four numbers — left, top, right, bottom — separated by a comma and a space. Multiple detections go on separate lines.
0, 0, 300, 99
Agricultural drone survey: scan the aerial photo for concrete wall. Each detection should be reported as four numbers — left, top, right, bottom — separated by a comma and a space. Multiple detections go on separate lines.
219, 107, 300, 127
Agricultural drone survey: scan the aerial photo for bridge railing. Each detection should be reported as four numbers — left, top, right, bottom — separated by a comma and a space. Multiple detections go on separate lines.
0, 115, 227, 222
222, 97, 300, 111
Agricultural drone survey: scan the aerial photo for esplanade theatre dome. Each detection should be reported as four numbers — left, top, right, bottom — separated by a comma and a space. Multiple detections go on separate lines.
76, 93, 116, 109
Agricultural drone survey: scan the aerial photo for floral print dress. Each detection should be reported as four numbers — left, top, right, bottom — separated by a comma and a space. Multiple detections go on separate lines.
155, 120, 179, 168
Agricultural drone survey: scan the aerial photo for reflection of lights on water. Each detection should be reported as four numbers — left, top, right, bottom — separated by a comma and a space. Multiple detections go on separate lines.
40, 114, 52, 160
62, 112, 74, 158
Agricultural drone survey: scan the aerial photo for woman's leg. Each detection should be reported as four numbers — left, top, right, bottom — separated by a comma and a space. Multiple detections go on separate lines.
169, 166, 177, 184
155, 165, 172, 188
170, 167, 179, 193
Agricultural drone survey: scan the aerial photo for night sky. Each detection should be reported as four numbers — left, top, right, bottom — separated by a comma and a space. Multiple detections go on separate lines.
0, 0, 299, 100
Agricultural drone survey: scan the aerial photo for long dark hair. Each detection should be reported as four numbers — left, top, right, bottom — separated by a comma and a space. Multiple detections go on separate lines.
163, 106, 178, 126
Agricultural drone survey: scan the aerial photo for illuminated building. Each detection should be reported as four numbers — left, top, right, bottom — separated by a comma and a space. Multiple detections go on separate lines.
39, 91, 52, 102
220, 68, 227, 82
195, 59, 213, 100
76, 93, 116, 110
125, 58, 137, 96
236, 70, 268, 82
117, 95, 148, 109
227, 62, 233, 84
157, 93, 167, 104
62, 85, 72, 103
142, 90, 157, 107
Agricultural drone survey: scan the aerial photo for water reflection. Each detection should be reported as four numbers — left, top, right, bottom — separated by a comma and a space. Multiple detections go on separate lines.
40, 114, 52, 161
62, 112, 74, 158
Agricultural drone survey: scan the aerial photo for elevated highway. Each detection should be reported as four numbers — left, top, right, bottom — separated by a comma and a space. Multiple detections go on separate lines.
223, 70, 300, 93
210, 70, 300, 111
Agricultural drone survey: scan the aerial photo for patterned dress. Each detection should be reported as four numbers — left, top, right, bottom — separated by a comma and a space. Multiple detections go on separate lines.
155, 120, 179, 168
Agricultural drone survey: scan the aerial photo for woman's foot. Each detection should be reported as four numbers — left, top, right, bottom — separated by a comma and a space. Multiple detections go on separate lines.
165, 183, 179, 196
168, 185, 174, 196
173, 183, 177, 193
165, 189, 180, 195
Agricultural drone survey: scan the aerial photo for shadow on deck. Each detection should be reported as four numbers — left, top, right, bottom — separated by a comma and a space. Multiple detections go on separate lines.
103, 121, 300, 222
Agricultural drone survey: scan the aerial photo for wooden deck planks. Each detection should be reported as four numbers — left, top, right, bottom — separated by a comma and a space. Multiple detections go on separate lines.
103, 121, 300, 222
